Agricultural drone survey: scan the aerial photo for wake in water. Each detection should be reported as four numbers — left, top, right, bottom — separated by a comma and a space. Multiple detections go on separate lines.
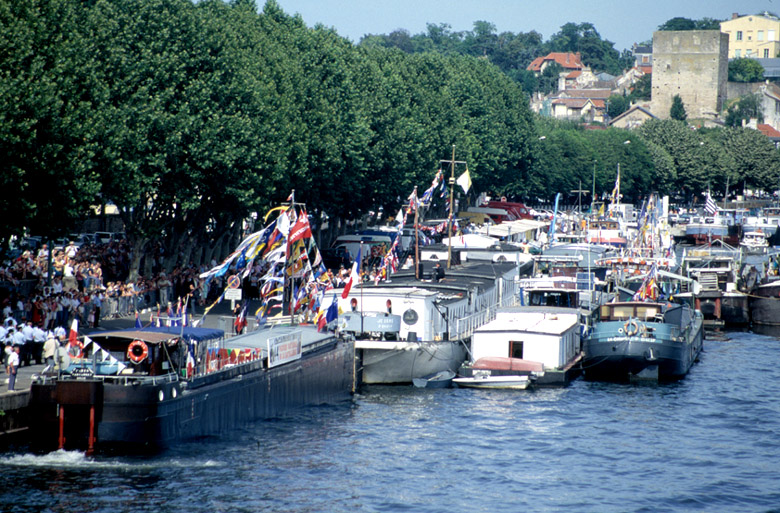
0, 449, 222, 470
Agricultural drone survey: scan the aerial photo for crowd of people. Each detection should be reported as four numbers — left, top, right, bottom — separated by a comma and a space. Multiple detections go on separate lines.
1, 238, 221, 390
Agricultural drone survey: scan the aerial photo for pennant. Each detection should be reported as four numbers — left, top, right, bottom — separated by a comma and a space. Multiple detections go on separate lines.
705, 193, 718, 216
289, 215, 313, 244
457, 169, 472, 193
234, 302, 247, 332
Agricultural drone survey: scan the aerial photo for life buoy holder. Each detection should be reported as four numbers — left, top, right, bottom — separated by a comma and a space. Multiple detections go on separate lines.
624, 319, 639, 337
127, 340, 149, 364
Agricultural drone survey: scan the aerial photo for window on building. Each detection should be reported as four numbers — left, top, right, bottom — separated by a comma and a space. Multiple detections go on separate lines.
765, 48, 771, 58
746, 49, 753, 57
735, 49, 741, 57
510, 341, 524, 359
736, 31, 743, 41
770, 30, 776, 41
776, 102, 780, 115
759, 31, 764, 41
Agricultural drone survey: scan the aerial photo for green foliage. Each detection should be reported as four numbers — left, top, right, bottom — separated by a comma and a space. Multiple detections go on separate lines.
359, 20, 632, 91
728, 58, 765, 82
547, 22, 631, 75
670, 95, 687, 121
639, 119, 709, 199
657, 17, 721, 31
607, 94, 629, 120
725, 94, 763, 127
538, 62, 563, 95
628, 74, 652, 102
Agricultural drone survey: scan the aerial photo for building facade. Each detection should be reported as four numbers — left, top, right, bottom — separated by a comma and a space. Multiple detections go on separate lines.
721, 12, 780, 59
651, 30, 729, 119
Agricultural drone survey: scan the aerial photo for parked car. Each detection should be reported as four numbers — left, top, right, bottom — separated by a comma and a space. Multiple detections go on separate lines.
93, 231, 126, 244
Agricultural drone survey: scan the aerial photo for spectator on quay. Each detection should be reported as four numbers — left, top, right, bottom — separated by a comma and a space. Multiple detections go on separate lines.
43, 332, 57, 367
32, 324, 46, 364
91, 289, 103, 328
21, 321, 34, 366
7, 345, 20, 390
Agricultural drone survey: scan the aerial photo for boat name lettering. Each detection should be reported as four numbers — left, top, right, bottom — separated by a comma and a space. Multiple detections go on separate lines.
606, 336, 658, 343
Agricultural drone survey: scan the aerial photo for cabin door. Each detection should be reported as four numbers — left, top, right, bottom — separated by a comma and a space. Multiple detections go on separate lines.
510, 341, 524, 359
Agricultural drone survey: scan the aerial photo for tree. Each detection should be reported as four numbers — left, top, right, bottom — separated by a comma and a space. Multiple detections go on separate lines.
628, 74, 651, 102
658, 17, 696, 31
670, 95, 687, 121
725, 94, 763, 127
0, 0, 101, 246
728, 58, 765, 82
639, 119, 710, 200
607, 94, 629, 120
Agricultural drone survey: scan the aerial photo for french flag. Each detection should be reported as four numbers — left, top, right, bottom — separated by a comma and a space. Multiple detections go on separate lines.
341, 246, 362, 299
68, 318, 79, 347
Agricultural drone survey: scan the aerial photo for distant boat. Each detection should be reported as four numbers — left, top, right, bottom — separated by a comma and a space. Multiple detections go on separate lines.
740, 230, 769, 253
412, 370, 455, 389
677, 242, 749, 328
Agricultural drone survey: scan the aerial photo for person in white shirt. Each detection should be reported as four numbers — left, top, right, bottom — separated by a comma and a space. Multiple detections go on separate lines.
7, 345, 20, 390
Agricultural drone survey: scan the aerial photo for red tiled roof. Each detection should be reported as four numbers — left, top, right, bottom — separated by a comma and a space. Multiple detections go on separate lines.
527, 57, 545, 71
566, 70, 582, 79
758, 124, 780, 138
527, 52, 583, 71
639, 65, 652, 74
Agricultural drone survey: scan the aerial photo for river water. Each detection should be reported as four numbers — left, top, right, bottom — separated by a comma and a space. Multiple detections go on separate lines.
2, 330, 779, 513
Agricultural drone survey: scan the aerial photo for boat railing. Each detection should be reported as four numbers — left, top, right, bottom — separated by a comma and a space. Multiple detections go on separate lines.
453, 294, 519, 339
35, 369, 181, 387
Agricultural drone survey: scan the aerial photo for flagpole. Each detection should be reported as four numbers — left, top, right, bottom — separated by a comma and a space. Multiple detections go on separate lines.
440, 146, 466, 270
287, 190, 295, 324
359, 241, 364, 334
447, 145, 455, 270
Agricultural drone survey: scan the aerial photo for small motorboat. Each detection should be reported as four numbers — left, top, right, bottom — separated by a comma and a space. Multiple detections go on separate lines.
412, 370, 456, 389
453, 373, 531, 390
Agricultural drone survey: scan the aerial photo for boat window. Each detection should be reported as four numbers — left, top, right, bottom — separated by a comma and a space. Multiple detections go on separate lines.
610, 305, 634, 319
636, 306, 659, 319
510, 341, 523, 359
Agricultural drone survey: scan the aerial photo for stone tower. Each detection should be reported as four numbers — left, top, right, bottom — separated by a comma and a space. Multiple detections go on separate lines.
651, 30, 729, 119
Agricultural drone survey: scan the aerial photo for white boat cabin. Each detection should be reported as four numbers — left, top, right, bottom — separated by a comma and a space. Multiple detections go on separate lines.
471, 308, 580, 371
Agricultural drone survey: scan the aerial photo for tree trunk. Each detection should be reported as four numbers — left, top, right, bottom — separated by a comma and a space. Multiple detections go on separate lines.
127, 238, 147, 282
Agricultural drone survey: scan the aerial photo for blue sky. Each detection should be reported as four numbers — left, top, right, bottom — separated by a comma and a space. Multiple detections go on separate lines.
274, 0, 774, 52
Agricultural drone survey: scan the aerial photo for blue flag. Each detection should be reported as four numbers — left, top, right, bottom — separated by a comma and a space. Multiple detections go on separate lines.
325, 296, 339, 324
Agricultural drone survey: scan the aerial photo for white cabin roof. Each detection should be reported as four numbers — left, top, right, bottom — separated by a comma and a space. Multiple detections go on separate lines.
476, 311, 578, 336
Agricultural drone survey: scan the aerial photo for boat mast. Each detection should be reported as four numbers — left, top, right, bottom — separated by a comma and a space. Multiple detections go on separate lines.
440, 145, 466, 270
287, 190, 295, 323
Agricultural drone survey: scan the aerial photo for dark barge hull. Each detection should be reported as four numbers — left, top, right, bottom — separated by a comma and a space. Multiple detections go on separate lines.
583, 335, 703, 382
29, 336, 354, 451
749, 282, 780, 326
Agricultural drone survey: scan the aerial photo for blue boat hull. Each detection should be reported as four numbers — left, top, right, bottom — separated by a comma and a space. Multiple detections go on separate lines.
583, 320, 704, 382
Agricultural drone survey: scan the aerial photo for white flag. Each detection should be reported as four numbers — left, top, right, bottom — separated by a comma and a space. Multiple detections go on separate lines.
456, 169, 472, 194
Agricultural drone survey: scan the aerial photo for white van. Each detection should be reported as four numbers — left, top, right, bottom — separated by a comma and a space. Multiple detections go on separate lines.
332, 234, 392, 262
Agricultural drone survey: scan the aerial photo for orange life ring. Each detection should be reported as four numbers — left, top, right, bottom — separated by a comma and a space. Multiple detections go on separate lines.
624, 320, 639, 337
127, 340, 149, 364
